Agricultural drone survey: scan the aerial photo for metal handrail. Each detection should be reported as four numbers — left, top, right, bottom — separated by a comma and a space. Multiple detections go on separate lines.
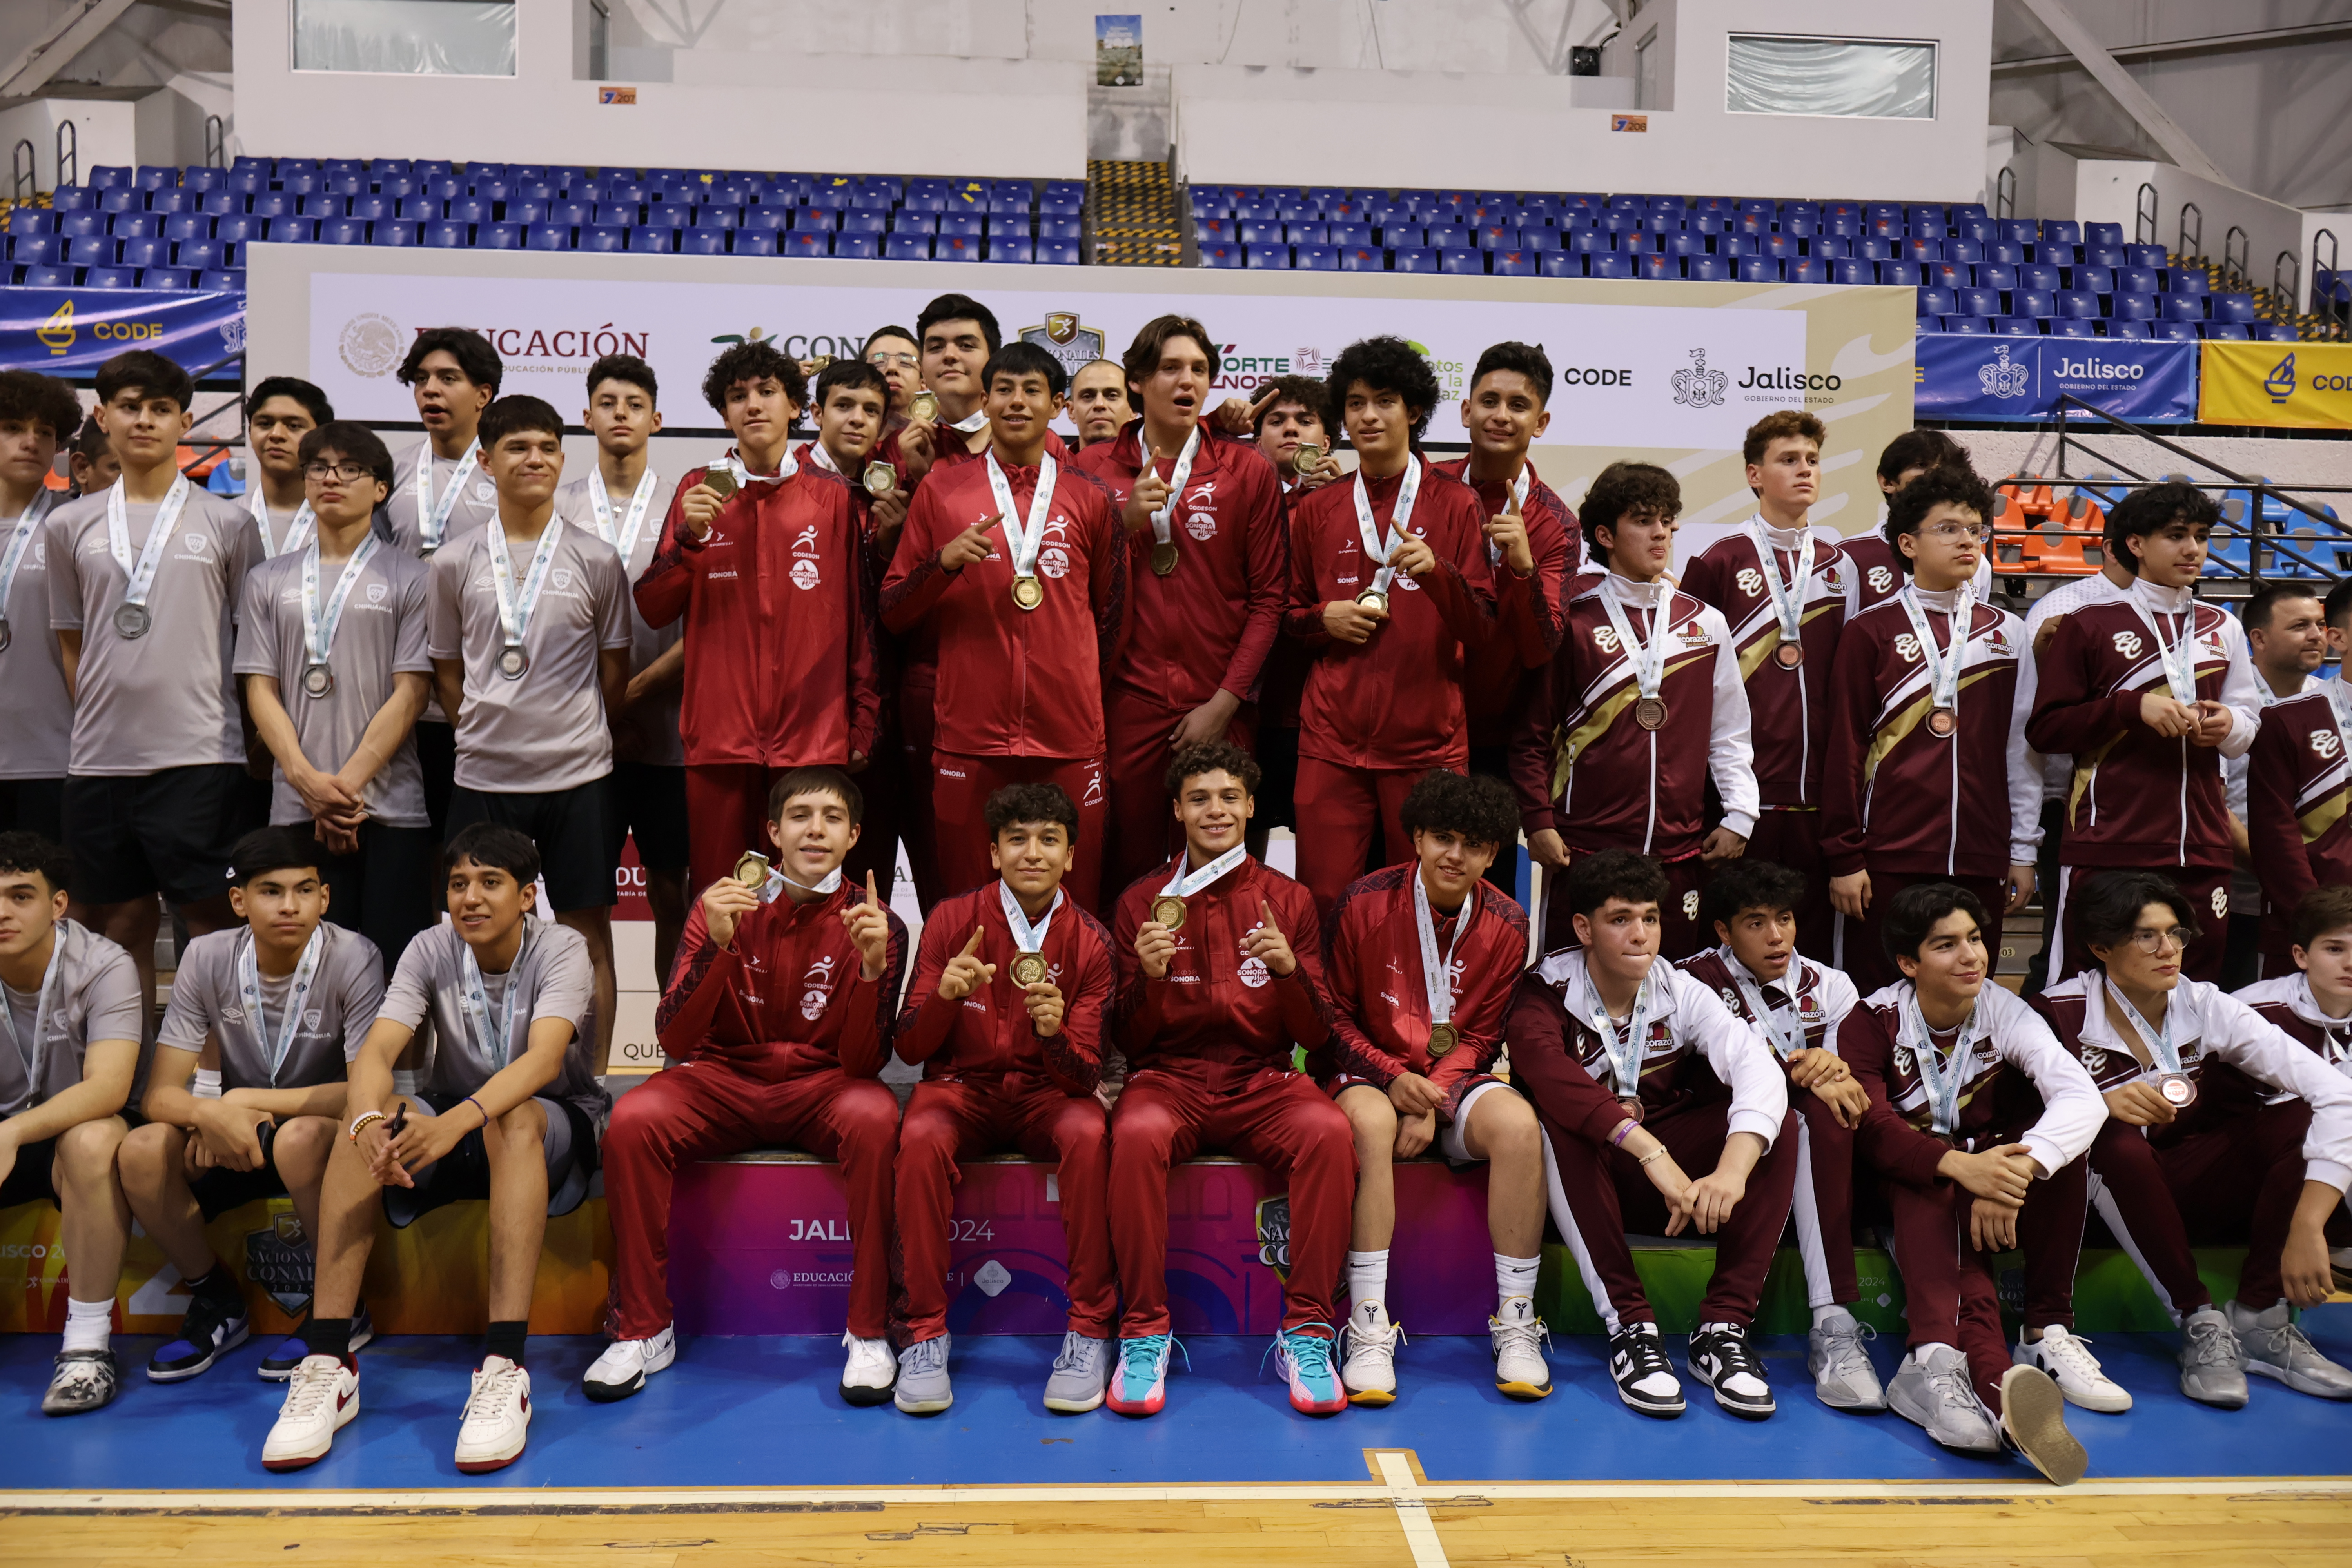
204, 115, 224, 170
1996, 166, 2016, 220
2223, 224, 2248, 285
11, 138, 32, 200
54, 121, 75, 190
2134, 181, 2158, 244
2178, 201, 2201, 260
2276, 249, 2300, 311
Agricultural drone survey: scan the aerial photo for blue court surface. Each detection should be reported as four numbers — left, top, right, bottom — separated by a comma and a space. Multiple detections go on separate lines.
7, 1307, 2350, 1490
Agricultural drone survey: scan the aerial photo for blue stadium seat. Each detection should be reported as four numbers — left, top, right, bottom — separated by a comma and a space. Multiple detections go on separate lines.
345, 195, 390, 223
2013, 289, 2056, 318
56, 209, 103, 238
1686, 254, 1729, 281
1735, 256, 1778, 282
1786, 258, 1828, 285
1195, 240, 1239, 268
182, 168, 222, 194
1830, 259, 1870, 285
2152, 318, 2199, 341
420, 220, 467, 248
1428, 224, 1473, 251
2033, 241, 2076, 267
7, 209, 53, 235
1878, 260, 1920, 285
2161, 293, 2206, 321
1918, 286, 1956, 315
883, 233, 931, 260
2250, 320, 2297, 342
2107, 318, 2151, 339
1991, 316, 2038, 336
2210, 292, 2256, 323
1917, 316, 1944, 334
1941, 315, 1990, 334
676, 229, 723, 255
629, 227, 676, 254
365, 221, 414, 247
1238, 220, 1281, 245
524, 223, 570, 251
1038, 216, 1083, 241
1948, 239, 1983, 264
731, 229, 778, 256
301, 194, 347, 220
89, 164, 129, 189
834, 232, 880, 259
320, 218, 368, 245
1290, 223, 1332, 247
1860, 237, 1893, 261
890, 211, 936, 237
1039, 236, 1082, 265
116, 235, 167, 269
2073, 265, 2114, 295
2083, 246, 2125, 269
250, 191, 294, 220
9, 234, 59, 266
2050, 318, 2097, 338
1296, 243, 1339, 271
2056, 290, 2101, 319
2020, 263, 2063, 292
2124, 242, 2166, 268
926, 234, 975, 262
84, 266, 138, 289
782, 231, 828, 258
139, 268, 193, 290
19, 263, 70, 286
1537, 251, 1581, 278
64, 236, 113, 266
1588, 252, 1633, 280
1334, 245, 1381, 272
1442, 247, 1487, 276
1394, 247, 1442, 274
2083, 221, 2123, 247
1986, 241, 2024, 267
2201, 322, 2250, 340
1244, 241, 1291, 269
2169, 269, 2210, 296
111, 211, 163, 239
938, 214, 983, 239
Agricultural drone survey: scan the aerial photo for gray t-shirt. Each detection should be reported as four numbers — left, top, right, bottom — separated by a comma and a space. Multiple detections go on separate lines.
157, 924, 385, 1092
374, 917, 606, 1127
44, 484, 263, 776
426, 520, 631, 794
0, 496, 73, 780
386, 441, 501, 560
554, 472, 683, 768
0, 919, 144, 1116
234, 544, 434, 828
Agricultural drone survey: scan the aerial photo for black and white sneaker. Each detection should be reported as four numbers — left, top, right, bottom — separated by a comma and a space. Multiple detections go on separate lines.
1608, 1321, 1685, 1417
43, 1349, 121, 1416
147, 1290, 250, 1383
1688, 1323, 1776, 1420
260, 1302, 374, 1382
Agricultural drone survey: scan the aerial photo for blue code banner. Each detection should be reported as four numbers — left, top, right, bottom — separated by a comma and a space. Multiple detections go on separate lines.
0, 287, 246, 378
1914, 334, 2199, 423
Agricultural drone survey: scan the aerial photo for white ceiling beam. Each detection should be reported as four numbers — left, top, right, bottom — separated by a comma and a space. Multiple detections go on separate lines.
2009, 0, 2232, 185
0, 0, 142, 99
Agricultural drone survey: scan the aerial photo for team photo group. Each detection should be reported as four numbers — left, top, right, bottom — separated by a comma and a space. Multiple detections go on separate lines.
6, 286, 2352, 1492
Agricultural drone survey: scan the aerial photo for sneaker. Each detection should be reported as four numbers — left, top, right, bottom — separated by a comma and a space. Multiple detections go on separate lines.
1341, 1300, 1404, 1407
454, 1356, 532, 1473
1887, 1344, 2000, 1454
894, 1334, 953, 1416
839, 1331, 897, 1407
1042, 1331, 1110, 1413
261, 1355, 358, 1470
583, 1324, 676, 1403
41, 1349, 121, 1416
1688, 1322, 1775, 1420
2231, 1299, 2352, 1399
2013, 1325, 2132, 1413
1807, 1310, 1887, 1412
147, 1290, 251, 1383
1271, 1325, 1346, 1416
1488, 1296, 1553, 1401
2178, 1306, 2249, 1409
1106, 1333, 1178, 1417
1606, 1321, 1685, 1418
261, 1303, 374, 1382
1998, 1363, 2087, 1486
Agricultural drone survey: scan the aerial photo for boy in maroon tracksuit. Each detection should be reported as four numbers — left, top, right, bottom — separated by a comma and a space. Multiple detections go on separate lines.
1682, 410, 1847, 955
634, 343, 880, 895
589, 769, 907, 1408
890, 783, 1119, 1417
1105, 741, 1354, 1418
1285, 335, 1494, 915
2247, 579, 2352, 971
882, 342, 1125, 913
1840, 430, 1980, 616
2026, 482, 2261, 984
1509, 463, 1757, 956
1821, 466, 2039, 993
1069, 314, 1289, 898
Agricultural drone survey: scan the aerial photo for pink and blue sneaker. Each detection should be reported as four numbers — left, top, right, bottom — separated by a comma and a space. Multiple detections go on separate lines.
1107, 1333, 1181, 1417
1272, 1325, 1347, 1416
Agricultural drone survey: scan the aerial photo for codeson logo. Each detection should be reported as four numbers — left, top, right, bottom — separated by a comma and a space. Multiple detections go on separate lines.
34, 299, 184, 356
1256, 1193, 1292, 1277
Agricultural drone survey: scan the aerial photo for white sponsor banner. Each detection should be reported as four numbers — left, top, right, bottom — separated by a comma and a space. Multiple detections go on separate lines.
309, 272, 1805, 443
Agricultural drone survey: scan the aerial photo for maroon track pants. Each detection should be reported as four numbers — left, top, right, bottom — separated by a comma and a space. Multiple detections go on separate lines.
2091, 1098, 2316, 1316
1292, 758, 1421, 917
1103, 688, 1254, 905
933, 750, 1107, 913
1792, 1087, 1860, 1308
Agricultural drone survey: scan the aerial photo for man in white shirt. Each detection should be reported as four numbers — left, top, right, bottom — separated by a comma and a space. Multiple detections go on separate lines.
241, 377, 332, 559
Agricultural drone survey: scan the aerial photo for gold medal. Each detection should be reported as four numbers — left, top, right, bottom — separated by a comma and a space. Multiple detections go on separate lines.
1926, 706, 1957, 738
733, 851, 770, 886
910, 390, 939, 424
704, 468, 739, 500
1428, 1021, 1460, 1058
1775, 640, 1804, 670
1011, 575, 1044, 611
1011, 951, 1049, 987
1355, 587, 1388, 616
863, 461, 896, 497
1151, 895, 1187, 930
806, 354, 833, 373
1150, 539, 1178, 577
1294, 442, 1324, 476
1633, 696, 1668, 730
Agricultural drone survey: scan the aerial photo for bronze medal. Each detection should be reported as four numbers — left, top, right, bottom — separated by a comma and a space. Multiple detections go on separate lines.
910, 390, 940, 424
1355, 587, 1389, 616
1633, 696, 1668, 730
1150, 539, 1179, 577
1293, 442, 1324, 477
1011, 951, 1049, 987
1151, 894, 1187, 930
807, 354, 833, 372
1926, 706, 1957, 739
733, 851, 770, 887
703, 468, 739, 500
862, 461, 896, 497
1428, 1021, 1460, 1058
1618, 1096, 1645, 1124
1011, 574, 1044, 611
2158, 1071, 2196, 1108
1775, 640, 1804, 670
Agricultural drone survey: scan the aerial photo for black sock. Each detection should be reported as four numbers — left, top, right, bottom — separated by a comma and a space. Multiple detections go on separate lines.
190, 1261, 242, 1305
485, 1320, 528, 1367
308, 1317, 352, 1363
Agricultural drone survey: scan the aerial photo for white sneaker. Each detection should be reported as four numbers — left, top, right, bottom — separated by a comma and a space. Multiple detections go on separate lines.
1340, 1300, 1404, 1406
1489, 1296, 1553, 1401
454, 1356, 532, 1474
583, 1325, 676, 1403
262, 1354, 358, 1472
839, 1331, 897, 1407
2014, 1325, 2132, 1413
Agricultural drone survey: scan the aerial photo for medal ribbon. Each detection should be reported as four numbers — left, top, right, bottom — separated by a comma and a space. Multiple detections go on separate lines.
1350, 453, 1421, 601
1487, 465, 1530, 569
300, 533, 380, 674
1723, 950, 1807, 1062
0, 488, 55, 617
1583, 962, 1663, 1099
236, 927, 326, 1086
999, 880, 1064, 954
950, 409, 991, 434
414, 442, 481, 555
1411, 873, 1474, 1030
983, 447, 1058, 582
1161, 843, 1248, 899
1898, 583, 1976, 719
2102, 971, 2189, 1080
766, 864, 843, 904
459, 925, 533, 1069
105, 474, 193, 617
1744, 517, 1816, 650
587, 466, 661, 564
2128, 596, 2202, 705
1898, 992, 1984, 1138
724, 446, 800, 488
0, 927, 64, 1107
250, 492, 316, 559
484, 517, 566, 662
1147, 423, 1203, 550
1599, 577, 1670, 704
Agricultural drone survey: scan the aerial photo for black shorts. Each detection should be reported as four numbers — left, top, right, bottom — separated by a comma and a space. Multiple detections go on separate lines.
382, 1091, 599, 1228
446, 779, 616, 912
414, 719, 457, 839
0, 1135, 57, 1206
1256, 724, 1300, 831
310, 818, 437, 969
0, 777, 66, 843
191, 1142, 290, 1221
605, 761, 689, 874
62, 763, 260, 905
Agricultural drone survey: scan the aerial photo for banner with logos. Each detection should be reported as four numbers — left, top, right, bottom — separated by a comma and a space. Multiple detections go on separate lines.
260, 246, 1918, 539
1913, 334, 2199, 423
0, 287, 246, 379
2199, 341, 2352, 430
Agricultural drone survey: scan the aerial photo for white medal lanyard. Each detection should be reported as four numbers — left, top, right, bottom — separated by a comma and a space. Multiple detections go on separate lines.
1899, 583, 1976, 719
1412, 873, 1474, 1031
1351, 453, 1421, 600
106, 474, 193, 621
807, 441, 840, 475
1584, 964, 1662, 1099
1600, 580, 1670, 707
0, 487, 56, 646
414, 442, 481, 555
1147, 424, 1203, 552
1745, 518, 1815, 652
760, 860, 842, 904
251, 490, 316, 559
1899, 991, 1982, 1138
2130, 597, 2202, 705
236, 927, 325, 1086
2103, 972, 2190, 1081
299, 532, 380, 684
0, 929, 64, 1106
1488, 466, 1530, 569
983, 446, 1058, 583
459, 926, 532, 1069
588, 466, 661, 566
1725, 951, 1806, 1062
485, 515, 566, 667
1161, 843, 1248, 899
999, 880, 1064, 952
726, 444, 800, 488
950, 408, 991, 435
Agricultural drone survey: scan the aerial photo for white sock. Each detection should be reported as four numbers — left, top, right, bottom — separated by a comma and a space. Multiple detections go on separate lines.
62, 1295, 112, 1355
1345, 1250, 1389, 1314
1813, 1303, 1852, 1328
1495, 1252, 1541, 1308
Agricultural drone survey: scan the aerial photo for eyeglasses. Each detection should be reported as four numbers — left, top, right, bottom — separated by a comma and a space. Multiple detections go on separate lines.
1919, 522, 1992, 542
303, 461, 373, 483
867, 352, 919, 369
2127, 926, 2191, 953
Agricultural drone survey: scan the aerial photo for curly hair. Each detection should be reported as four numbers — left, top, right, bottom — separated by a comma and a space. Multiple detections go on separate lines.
1252, 373, 1334, 438
0, 831, 71, 898
1327, 335, 1441, 443
1883, 464, 1996, 576
1166, 739, 1260, 799
0, 370, 84, 442
1563, 849, 1669, 921
1742, 409, 1825, 467
1579, 461, 1681, 569
985, 782, 1080, 842
2106, 480, 2220, 576
702, 339, 807, 420
1398, 769, 1520, 851
396, 327, 501, 395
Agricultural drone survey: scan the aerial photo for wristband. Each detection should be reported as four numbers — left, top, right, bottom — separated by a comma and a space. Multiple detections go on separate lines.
1609, 1119, 1638, 1149
1637, 1147, 1669, 1167
467, 1095, 490, 1129
347, 1111, 385, 1143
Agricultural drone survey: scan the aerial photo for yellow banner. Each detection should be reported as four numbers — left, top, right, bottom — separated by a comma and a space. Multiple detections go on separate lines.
2198, 340, 2352, 429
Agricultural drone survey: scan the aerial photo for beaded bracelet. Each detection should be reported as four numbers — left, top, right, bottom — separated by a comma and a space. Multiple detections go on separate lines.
347, 1110, 386, 1143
